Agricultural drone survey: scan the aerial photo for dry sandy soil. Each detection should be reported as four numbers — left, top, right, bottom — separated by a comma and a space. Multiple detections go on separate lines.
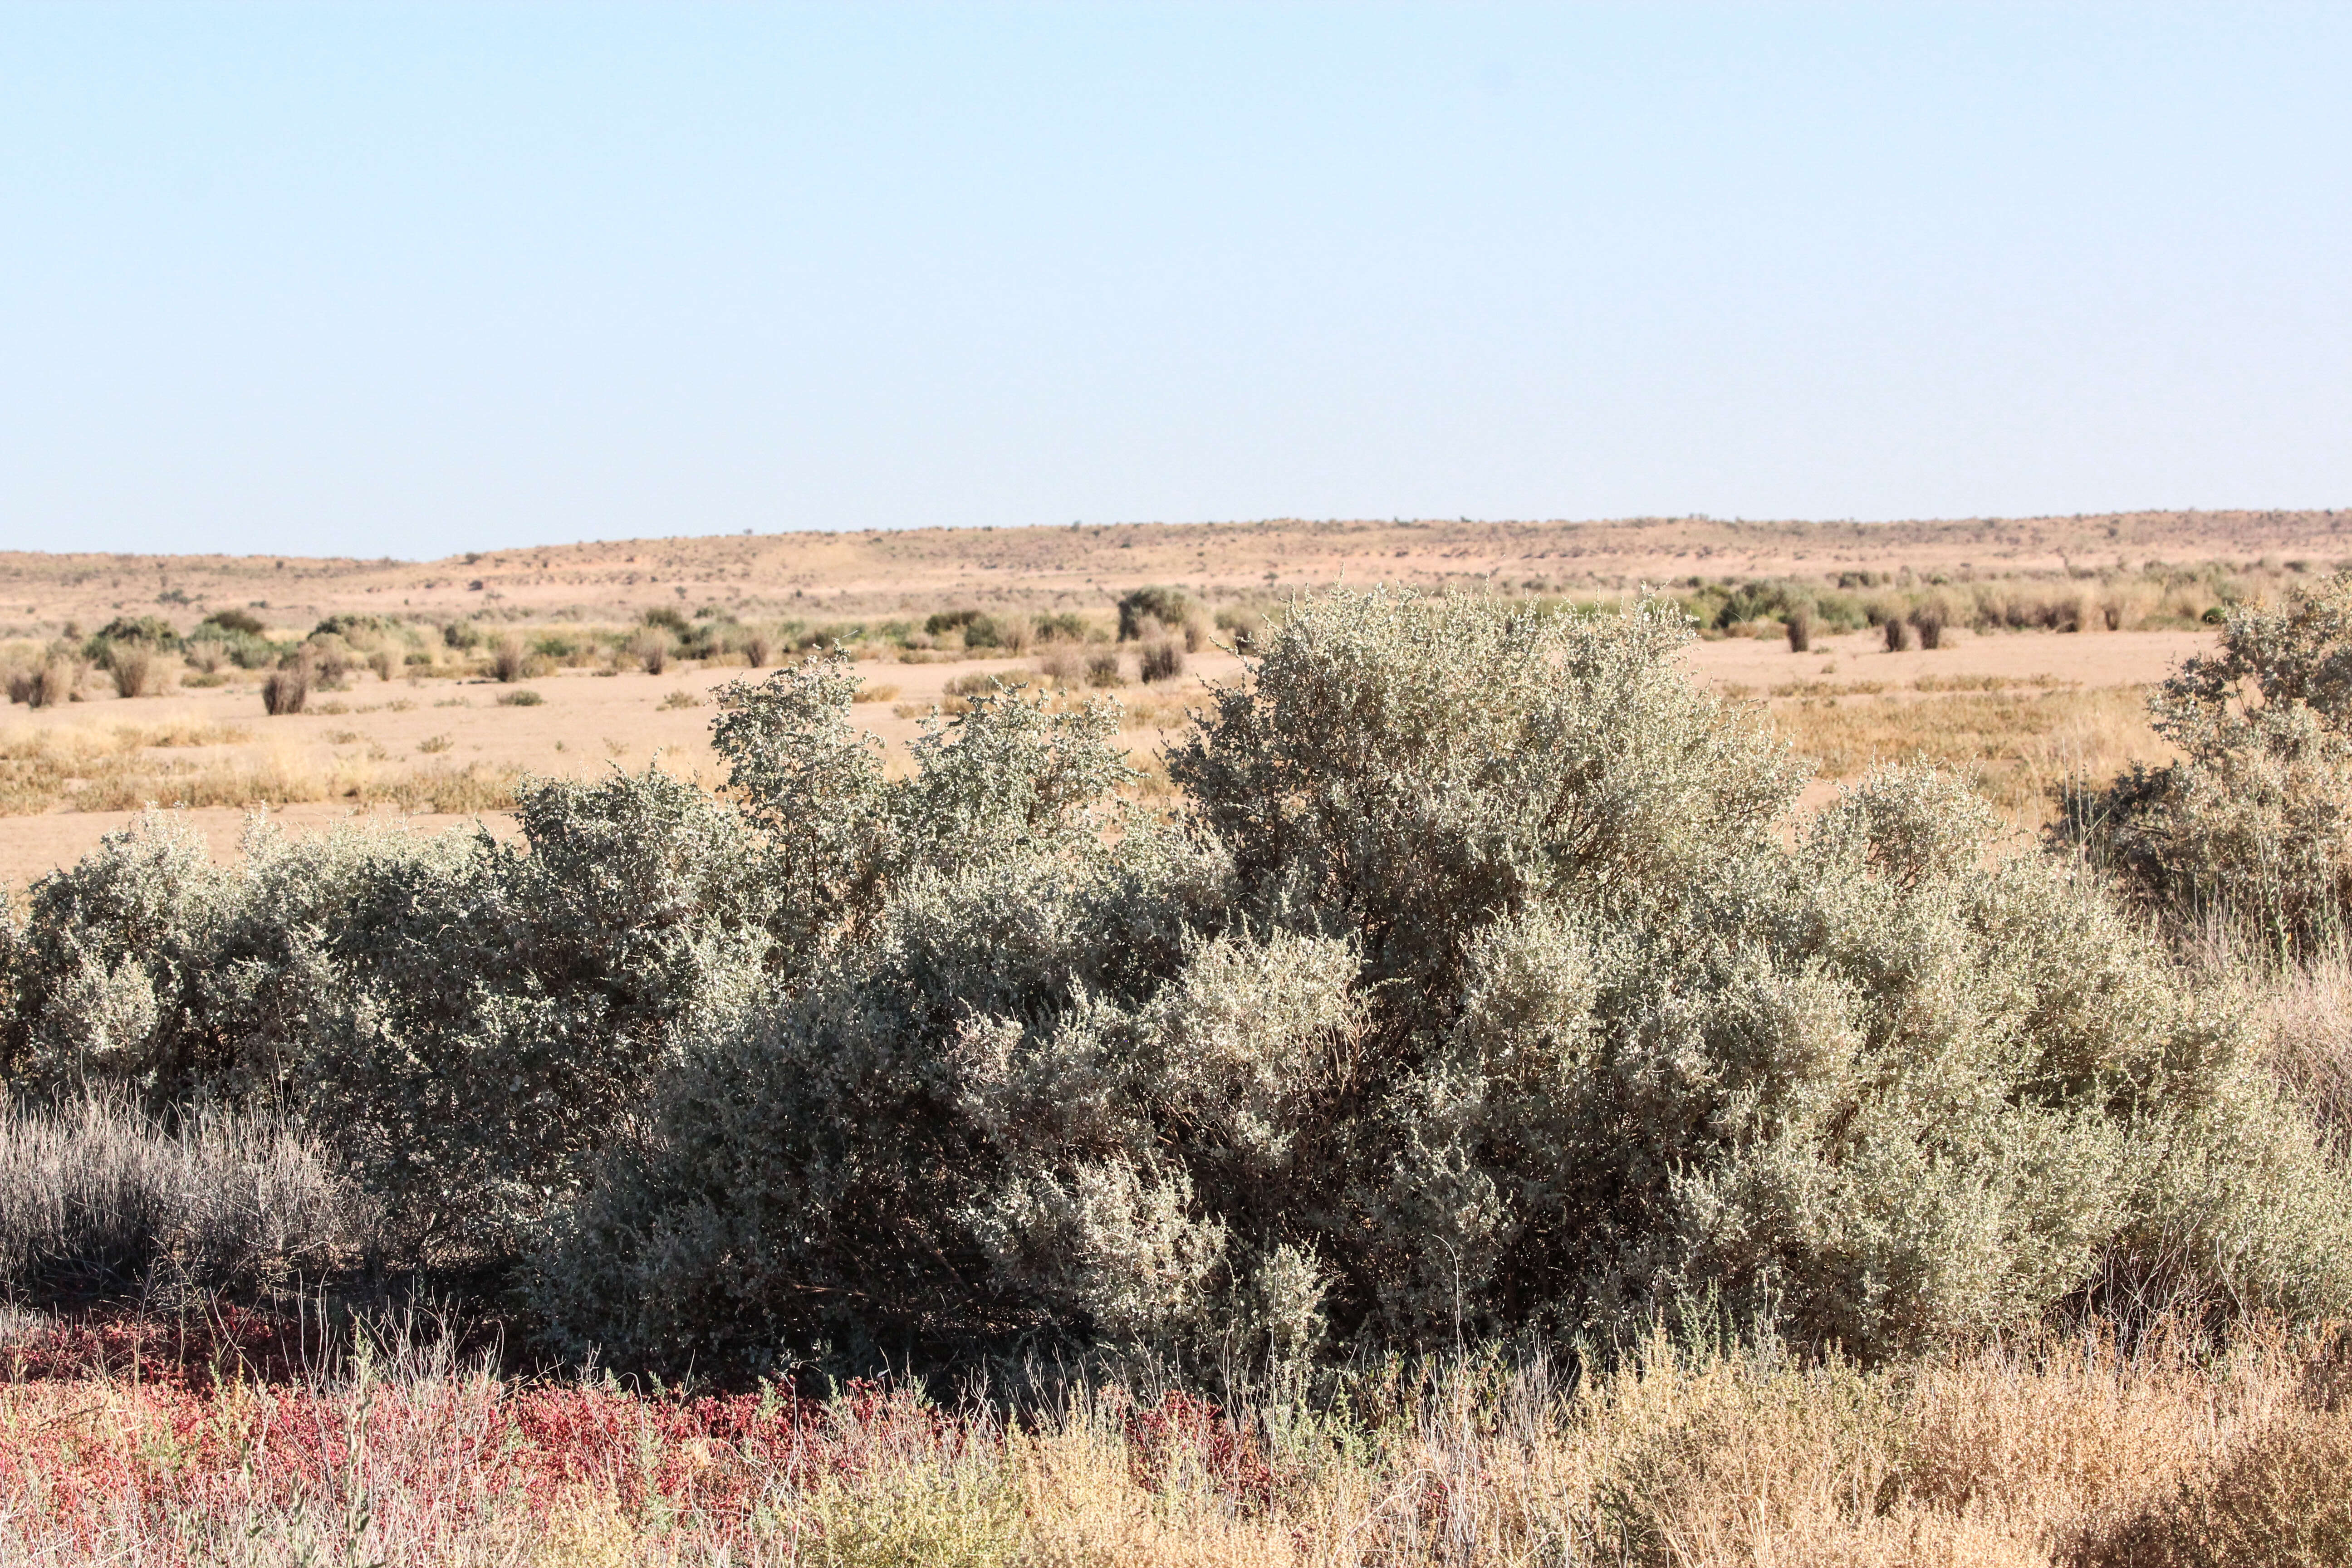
13, 506, 2308, 889
0, 618, 2211, 890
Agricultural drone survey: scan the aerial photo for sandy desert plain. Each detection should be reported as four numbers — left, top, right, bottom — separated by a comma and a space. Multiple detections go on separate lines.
4, 505, 2349, 891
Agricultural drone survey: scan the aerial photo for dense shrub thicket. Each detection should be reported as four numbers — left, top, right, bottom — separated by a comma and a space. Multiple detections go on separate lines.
2061, 570, 2352, 955
3, 589, 2347, 1380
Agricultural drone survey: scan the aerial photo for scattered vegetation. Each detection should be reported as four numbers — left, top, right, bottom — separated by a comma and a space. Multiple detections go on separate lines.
1, 582, 2348, 1558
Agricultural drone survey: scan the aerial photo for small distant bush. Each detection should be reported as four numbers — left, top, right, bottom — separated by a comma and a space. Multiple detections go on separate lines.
103, 644, 165, 699
497, 689, 544, 707
1139, 641, 1185, 683
1885, 618, 1917, 652
88, 616, 182, 655
7, 662, 78, 709
310, 613, 393, 642
443, 620, 482, 650
658, 689, 701, 711
643, 607, 693, 639
1035, 612, 1088, 643
368, 648, 397, 681
1084, 648, 1126, 687
1214, 606, 1266, 651
1117, 586, 1196, 642
742, 631, 774, 668
634, 630, 673, 675
261, 662, 309, 715
1785, 608, 1813, 652
306, 637, 357, 686
198, 608, 267, 639
490, 635, 527, 683
925, 608, 983, 638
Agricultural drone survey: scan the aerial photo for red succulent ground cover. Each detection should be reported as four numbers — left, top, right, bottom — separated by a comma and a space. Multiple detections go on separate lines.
0, 1308, 1270, 1562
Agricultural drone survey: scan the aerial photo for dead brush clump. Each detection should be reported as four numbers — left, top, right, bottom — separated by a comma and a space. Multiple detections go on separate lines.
7, 659, 81, 709
0, 1098, 370, 1296
103, 643, 167, 699
1139, 639, 1186, 683
632, 627, 674, 675
260, 659, 308, 715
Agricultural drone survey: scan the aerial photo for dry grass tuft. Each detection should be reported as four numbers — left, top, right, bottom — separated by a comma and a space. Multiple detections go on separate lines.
260, 662, 308, 716
103, 646, 167, 699
0, 1098, 369, 1295
2241, 956, 2352, 1158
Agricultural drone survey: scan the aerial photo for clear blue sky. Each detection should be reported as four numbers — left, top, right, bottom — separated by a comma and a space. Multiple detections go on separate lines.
2, 3, 2347, 559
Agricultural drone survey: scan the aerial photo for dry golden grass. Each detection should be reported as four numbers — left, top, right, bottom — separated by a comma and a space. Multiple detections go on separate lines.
3, 1319, 2345, 1566
1767, 685, 2167, 822
0, 723, 519, 816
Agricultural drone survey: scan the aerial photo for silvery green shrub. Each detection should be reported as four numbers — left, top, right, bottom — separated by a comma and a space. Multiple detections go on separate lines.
2059, 570, 2352, 953
532, 591, 2352, 1375
0, 767, 790, 1256
7, 598, 2344, 1363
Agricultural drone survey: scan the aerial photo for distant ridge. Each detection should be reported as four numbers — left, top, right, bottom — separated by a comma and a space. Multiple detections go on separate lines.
3, 509, 2347, 631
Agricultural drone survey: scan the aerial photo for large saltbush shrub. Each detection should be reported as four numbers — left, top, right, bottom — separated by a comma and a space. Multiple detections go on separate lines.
6, 597, 2344, 1368
527, 592, 2352, 1376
